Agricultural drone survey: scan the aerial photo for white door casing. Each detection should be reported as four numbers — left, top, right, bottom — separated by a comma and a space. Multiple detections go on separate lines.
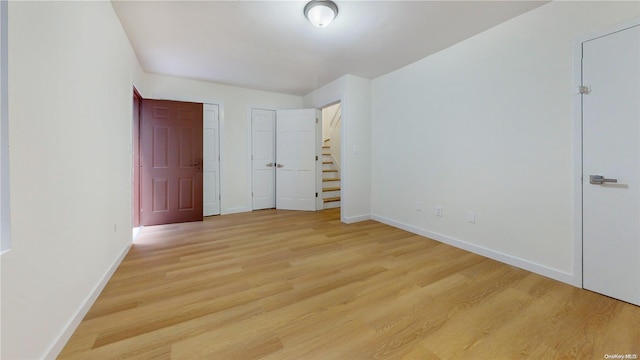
203, 104, 221, 216
582, 24, 640, 305
276, 109, 317, 211
251, 109, 277, 210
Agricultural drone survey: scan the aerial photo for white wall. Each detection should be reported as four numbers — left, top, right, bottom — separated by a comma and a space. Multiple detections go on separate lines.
1, 2, 145, 359
322, 104, 336, 140
0, 0, 9, 255
145, 74, 303, 214
371, 2, 640, 285
304, 75, 372, 223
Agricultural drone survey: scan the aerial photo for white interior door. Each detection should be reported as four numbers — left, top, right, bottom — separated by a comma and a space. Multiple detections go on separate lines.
582, 24, 640, 305
276, 109, 317, 211
203, 104, 220, 216
252, 109, 276, 210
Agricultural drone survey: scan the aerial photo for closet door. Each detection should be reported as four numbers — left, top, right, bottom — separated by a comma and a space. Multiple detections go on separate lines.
275, 109, 317, 211
251, 109, 276, 210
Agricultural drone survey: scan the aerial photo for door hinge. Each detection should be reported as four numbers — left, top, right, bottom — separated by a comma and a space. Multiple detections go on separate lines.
579, 85, 591, 95
316, 118, 319, 124
251, 192, 253, 197
315, 155, 318, 161
316, 192, 318, 198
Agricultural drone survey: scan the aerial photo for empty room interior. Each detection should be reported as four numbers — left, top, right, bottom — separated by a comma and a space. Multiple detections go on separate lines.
1, 1, 640, 359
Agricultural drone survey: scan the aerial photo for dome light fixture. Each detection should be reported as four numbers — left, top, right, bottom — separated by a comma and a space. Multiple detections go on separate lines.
304, 0, 338, 28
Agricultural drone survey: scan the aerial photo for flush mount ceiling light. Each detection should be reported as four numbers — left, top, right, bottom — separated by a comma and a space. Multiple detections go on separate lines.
304, 0, 338, 28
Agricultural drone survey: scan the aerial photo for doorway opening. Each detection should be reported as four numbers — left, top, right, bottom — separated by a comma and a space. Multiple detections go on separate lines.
320, 102, 341, 210
131, 93, 221, 235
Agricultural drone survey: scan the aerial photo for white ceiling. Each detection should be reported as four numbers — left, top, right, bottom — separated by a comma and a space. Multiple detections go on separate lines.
112, 1, 547, 96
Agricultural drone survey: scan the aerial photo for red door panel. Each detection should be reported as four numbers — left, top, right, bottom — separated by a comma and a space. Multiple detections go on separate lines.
141, 99, 203, 226
132, 90, 141, 227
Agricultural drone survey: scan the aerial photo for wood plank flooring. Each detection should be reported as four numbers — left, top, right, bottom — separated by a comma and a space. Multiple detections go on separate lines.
58, 208, 640, 359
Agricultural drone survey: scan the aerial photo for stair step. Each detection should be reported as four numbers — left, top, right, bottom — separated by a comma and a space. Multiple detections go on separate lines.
323, 186, 340, 192
322, 146, 330, 149
322, 161, 333, 164
323, 169, 338, 173
323, 196, 341, 203
323, 178, 340, 182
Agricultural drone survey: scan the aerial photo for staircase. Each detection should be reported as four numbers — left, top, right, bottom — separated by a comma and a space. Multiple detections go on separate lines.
322, 139, 341, 209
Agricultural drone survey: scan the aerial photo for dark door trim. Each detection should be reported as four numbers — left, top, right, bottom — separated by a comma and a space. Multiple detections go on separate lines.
132, 88, 142, 227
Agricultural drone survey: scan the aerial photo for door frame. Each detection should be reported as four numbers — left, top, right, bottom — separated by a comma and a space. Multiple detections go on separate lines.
319, 100, 342, 211
204, 103, 222, 216
132, 87, 142, 227
572, 17, 640, 288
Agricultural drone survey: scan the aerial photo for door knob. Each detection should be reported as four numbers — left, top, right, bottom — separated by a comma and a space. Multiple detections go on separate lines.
266, 163, 274, 167
276, 164, 284, 168
189, 159, 203, 172
589, 175, 618, 185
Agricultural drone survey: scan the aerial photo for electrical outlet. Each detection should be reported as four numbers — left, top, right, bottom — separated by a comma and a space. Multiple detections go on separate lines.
467, 212, 476, 224
435, 206, 443, 217
415, 202, 423, 211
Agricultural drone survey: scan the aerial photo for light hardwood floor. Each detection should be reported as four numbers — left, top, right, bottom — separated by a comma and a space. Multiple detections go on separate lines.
59, 208, 640, 359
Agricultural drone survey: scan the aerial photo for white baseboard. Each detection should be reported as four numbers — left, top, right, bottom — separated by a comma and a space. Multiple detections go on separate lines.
342, 213, 371, 224
371, 214, 578, 287
44, 244, 132, 359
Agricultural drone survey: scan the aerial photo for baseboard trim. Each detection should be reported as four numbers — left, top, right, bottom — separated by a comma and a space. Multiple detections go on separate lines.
44, 243, 131, 359
342, 213, 371, 224
371, 214, 577, 287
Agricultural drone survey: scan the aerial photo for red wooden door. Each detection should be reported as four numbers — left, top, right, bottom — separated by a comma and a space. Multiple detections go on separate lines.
141, 99, 203, 226
132, 89, 141, 227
